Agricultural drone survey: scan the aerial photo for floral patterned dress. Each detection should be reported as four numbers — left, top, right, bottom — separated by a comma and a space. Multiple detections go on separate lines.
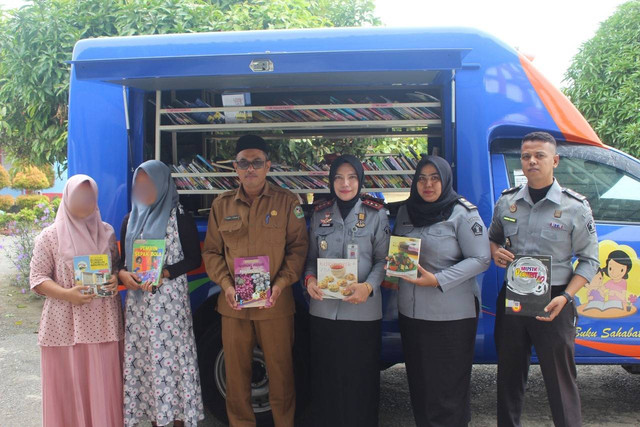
123, 207, 204, 426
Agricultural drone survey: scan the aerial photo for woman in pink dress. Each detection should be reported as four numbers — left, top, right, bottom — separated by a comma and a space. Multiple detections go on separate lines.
30, 175, 125, 427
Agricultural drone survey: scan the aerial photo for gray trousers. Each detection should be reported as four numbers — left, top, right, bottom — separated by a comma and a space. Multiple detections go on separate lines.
495, 285, 581, 427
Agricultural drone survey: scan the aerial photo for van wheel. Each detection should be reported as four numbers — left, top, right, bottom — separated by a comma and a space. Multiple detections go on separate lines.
197, 312, 274, 426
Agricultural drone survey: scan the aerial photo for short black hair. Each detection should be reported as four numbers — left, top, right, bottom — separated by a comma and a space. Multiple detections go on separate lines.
605, 250, 633, 279
521, 131, 557, 149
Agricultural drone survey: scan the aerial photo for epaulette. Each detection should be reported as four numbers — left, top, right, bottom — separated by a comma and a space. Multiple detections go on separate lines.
457, 197, 477, 211
360, 194, 385, 210
314, 198, 335, 212
562, 187, 587, 202
219, 189, 236, 198
501, 185, 522, 195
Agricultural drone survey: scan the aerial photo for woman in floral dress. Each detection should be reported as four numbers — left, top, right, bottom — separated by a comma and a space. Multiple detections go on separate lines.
117, 160, 204, 427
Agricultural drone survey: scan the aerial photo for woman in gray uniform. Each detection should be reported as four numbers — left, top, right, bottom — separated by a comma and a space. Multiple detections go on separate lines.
304, 154, 390, 427
393, 156, 490, 427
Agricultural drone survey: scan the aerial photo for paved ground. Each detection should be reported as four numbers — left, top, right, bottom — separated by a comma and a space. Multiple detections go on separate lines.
1, 235, 640, 426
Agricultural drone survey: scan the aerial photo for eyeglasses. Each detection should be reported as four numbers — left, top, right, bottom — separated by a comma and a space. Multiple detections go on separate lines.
236, 159, 266, 170
416, 174, 441, 184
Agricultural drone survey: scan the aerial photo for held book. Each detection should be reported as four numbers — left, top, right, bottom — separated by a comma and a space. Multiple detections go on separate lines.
386, 236, 421, 279
234, 256, 272, 308
317, 258, 358, 299
505, 255, 552, 317
132, 239, 166, 291
73, 254, 114, 297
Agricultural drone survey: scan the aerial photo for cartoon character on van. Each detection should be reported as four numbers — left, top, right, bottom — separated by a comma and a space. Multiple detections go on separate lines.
604, 250, 632, 304
577, 241, 639, 319
583, 268, 606, 305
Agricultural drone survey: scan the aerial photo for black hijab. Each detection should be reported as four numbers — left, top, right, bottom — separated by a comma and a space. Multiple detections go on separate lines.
406, 156, 460, 227
329, 154, 365, 219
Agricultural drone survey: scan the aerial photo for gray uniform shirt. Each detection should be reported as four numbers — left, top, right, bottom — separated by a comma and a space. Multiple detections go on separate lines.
395, 202, 491, 321
488, 179, 599, 286
304, 198, 390, 321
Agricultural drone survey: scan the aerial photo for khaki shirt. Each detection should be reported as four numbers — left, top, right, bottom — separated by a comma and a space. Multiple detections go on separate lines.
202, 182, 309, 320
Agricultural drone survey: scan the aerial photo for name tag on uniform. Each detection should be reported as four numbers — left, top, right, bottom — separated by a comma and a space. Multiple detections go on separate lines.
225, 215, 240, 221
549, 222, 564, 230
503, 216, 517, 223
347, 244, 359, 260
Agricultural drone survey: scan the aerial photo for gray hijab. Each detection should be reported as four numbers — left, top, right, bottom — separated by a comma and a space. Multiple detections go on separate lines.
125, 160, 179, 269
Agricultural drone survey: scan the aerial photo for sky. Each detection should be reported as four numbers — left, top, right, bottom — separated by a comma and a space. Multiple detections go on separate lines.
375, 0, 628, 88
0, 0, 628, 88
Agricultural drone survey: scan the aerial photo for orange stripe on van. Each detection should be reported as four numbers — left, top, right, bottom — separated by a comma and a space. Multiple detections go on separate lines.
518, 54, 606, 148
575, 338, 640, 359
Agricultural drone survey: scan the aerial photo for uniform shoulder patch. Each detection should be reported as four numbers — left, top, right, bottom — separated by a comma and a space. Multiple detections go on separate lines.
457, 197, 477, 211
313, 198, 335, 212
360, 195, 384, 210
501, 185, 522, 195
562, 187, 587, 202
293, 204, 305, 219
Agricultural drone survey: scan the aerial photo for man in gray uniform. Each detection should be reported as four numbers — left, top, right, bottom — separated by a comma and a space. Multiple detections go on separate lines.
488, 131, 599, 427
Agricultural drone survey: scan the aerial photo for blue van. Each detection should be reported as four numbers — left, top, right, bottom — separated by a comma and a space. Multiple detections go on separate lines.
67, 27, 640, 423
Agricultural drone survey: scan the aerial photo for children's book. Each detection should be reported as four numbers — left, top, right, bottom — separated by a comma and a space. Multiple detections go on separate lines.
386, 236, 421, 279
73, 254, 113, 297
505, 255, 552, 317
317, 258, 358, 299
132, 239, 166, 291
234, 256, 272, 308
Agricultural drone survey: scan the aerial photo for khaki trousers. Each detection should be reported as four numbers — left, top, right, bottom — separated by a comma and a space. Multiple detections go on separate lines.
221, 315, 295, 427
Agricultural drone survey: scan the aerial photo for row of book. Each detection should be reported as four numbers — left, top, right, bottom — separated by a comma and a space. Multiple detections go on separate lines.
161, 91, 440, 126
171, 151, 422, 192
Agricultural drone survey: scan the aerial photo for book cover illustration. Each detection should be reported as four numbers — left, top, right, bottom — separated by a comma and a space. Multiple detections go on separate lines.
386, 236, 421, 279
505, 255, 552, 317
132, 239, 166, 290
317, 258, 358, 300
73, 254, 113, 297
234, 256, 271, 308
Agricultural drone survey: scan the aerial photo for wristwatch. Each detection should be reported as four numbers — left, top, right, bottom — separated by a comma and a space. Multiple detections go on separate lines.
363, 282, 373, 295
561, 291, 573, 304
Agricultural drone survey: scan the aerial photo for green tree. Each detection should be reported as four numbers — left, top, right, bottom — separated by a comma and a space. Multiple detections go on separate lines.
11, 166, 50, 192
0, 0, 379, 168
564, 0, 640, 155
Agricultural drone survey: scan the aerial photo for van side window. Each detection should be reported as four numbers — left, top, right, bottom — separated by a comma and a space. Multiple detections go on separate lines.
504, 154, 640, 223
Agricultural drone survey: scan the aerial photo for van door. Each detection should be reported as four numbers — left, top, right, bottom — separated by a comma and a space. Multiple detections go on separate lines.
491, 139, 640, 363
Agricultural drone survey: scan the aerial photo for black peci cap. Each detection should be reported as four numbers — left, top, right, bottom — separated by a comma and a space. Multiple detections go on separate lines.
235, 135, 268, 155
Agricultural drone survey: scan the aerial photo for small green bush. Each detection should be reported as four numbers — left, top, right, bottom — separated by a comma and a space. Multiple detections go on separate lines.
16, 194, 49, 210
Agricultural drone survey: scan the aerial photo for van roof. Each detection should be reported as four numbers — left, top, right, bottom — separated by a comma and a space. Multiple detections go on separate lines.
70, 26, 603, 148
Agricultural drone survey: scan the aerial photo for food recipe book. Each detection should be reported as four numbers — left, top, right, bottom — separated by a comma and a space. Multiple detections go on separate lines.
132, 239, 166, 290
234, 256, 272, 308
317, 258, 358, 299
386, 236, 421, 279
505, 255, 552, 317
73, 254, 114, 297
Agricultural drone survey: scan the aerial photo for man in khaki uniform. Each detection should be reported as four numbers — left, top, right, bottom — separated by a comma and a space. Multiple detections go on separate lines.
202, 135, 308, 427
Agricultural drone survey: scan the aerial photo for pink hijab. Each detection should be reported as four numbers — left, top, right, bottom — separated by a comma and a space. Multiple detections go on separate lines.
55, 174, 114, 262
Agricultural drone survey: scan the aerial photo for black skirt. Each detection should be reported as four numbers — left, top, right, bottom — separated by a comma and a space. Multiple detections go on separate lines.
399, 310, 478, 427
309, 315, 381, 427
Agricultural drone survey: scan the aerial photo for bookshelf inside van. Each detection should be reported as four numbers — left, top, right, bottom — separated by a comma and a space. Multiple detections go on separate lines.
147, 87, 442, 208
